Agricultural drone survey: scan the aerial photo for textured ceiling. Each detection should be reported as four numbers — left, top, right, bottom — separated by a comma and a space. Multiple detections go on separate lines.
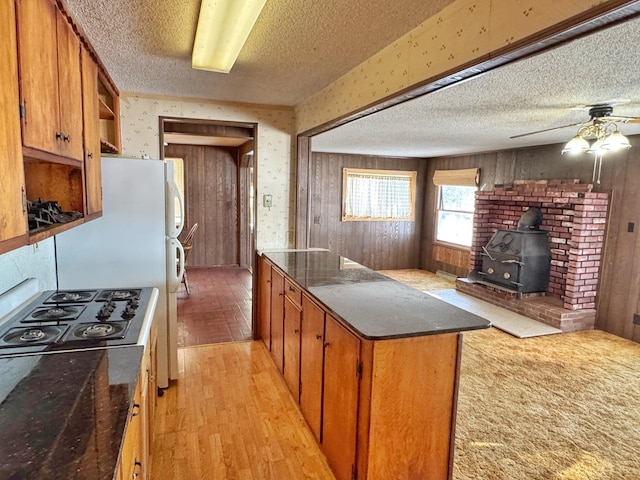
61, 0, 454, 106
312, 16, 640, 157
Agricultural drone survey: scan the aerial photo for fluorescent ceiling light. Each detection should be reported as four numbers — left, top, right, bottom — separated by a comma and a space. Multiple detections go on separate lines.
192, 0, 267, 73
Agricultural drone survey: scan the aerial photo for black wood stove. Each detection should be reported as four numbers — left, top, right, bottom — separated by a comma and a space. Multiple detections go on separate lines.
479, 208, 551, 294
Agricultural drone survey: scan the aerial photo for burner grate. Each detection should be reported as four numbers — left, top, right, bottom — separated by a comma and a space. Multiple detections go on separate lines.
44, 290, 98, 304
0, 325, 68, 347
63, 321, 130, 342
22, 305, 86, 323
96, 289, 142, 302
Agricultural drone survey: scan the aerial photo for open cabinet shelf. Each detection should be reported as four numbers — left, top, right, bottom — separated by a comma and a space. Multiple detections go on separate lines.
98, 73, 120, 154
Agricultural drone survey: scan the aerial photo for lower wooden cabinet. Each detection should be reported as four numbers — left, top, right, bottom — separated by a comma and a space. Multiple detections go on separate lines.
322, 315, 360, 480
256, 254, 464, 480
283, 295, 302, 401
117, 377, 143, 480
257, 256, 272, 351
270, 268, 285, 372
299, 294, 325, 442
117, 325, 157, 480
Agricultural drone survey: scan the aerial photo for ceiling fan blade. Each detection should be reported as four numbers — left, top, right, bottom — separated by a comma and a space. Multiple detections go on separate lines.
609, 115, 640, 123
509, 121, 584, 139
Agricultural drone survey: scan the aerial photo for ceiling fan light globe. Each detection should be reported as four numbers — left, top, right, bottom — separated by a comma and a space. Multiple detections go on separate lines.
601, 131, 631, 152
587, 139, 606, 155
562, 135, 590, 155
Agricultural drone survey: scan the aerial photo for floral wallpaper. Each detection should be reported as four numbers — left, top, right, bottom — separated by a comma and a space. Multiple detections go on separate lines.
118, 95, 296, 250
296, 0, 613, 133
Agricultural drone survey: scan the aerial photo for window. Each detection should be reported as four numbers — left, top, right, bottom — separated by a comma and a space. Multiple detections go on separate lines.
342, 168, 416, 221
433, 168, 478, 247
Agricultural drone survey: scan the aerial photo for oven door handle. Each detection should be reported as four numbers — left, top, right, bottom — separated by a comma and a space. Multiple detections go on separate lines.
501, 259, 524, 266
481, 246, 496, 261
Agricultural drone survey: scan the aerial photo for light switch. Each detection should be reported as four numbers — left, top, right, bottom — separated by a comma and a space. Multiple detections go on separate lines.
263, 194, 272, 208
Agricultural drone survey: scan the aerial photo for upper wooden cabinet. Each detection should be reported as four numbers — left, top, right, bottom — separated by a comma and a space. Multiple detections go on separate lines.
17, 0, 83, 162
81, 46, 102, 217
0, 0, 28, 255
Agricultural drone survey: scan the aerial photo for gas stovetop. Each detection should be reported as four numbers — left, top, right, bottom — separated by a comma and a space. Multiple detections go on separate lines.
0, 287, 154, 357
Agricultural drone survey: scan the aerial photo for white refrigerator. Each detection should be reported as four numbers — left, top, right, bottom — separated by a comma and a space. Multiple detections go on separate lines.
55, 157, 184, 389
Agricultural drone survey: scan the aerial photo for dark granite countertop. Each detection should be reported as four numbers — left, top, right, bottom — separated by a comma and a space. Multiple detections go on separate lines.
0, 346, 143, 480
263, 250, 491, 339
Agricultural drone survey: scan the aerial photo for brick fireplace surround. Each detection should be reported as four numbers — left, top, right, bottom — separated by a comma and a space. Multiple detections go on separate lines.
455, 179, 609, 332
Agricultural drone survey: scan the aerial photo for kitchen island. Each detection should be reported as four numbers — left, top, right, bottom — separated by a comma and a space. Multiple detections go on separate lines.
256, 250, 491, 480
0, 347, 142, 480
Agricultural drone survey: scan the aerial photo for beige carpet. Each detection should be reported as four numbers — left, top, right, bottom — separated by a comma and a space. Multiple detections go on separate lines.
378, 268, 455, 291
379, 269, 640, 479
456, 328, 640, 479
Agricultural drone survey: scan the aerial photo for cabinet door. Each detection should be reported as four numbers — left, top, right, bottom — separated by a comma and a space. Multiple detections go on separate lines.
257, 256, 272, 350
120, 377, 142, 480
270, 268, 285, 372
322, 316, 360, 480
55, 7, 83, 161
16, 0, 60, 155
283, 296, 301, 401
300, 294, 325, 442
0, 0, 27, 253
81, 46, 102, 216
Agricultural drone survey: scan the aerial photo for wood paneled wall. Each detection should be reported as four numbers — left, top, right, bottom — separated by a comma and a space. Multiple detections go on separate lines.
309, 152, 427, 270
421, 139, 640, 341
166, 144, 239, 267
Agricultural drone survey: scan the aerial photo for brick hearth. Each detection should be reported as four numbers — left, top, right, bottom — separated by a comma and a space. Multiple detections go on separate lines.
461, 179, 609, 332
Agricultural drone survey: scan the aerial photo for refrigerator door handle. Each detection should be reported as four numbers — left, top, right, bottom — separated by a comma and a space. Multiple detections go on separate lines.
166, 181, 185, 239
167, 238, 185, 293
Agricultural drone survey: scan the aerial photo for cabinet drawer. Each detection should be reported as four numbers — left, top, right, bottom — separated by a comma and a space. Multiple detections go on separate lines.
284, 278, 302, 306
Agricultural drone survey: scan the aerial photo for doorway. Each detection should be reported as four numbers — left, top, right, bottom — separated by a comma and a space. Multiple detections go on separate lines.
160, 118, 257, 346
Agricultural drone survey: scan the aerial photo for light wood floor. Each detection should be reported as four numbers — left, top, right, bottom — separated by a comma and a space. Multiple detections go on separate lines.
149, 341, 336, 479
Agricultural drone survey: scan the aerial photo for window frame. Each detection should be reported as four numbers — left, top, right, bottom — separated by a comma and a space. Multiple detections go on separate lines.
341, 168, 417, 222
433, 184, 477, 249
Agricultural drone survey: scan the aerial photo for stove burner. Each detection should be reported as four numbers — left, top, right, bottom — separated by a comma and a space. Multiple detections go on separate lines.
23, 305, 85, 322
83, 324, 114, 338
63, 321, 130, 342
20, 329, 46, 342
0, 325, 67, 347
44, 290, 97, 304
96, 289, 142, 302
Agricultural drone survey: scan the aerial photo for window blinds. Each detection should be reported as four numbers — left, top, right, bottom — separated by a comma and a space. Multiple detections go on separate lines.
432, 168, 479, 186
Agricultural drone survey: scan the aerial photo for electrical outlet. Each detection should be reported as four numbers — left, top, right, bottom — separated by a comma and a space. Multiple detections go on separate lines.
634, 313, 640, 325
32, 242, 39, 253
263, 194, 272, 208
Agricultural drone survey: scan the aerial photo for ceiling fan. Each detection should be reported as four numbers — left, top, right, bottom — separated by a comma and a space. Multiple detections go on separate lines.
510, 104, 640, 139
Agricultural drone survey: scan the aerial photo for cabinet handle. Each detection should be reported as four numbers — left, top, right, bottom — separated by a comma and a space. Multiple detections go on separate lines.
294, 329, 299, 334
21, 187, 27, 215
63, 134, 70, 142
324, 342, 330, 348
87, 152, 93, 159
131, 403, 140, 417
315, 334, 322, 340
288, 285, 296, 292
266, 279, 271, 284
55, 132, 63, 140
132, 460, 142, 479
